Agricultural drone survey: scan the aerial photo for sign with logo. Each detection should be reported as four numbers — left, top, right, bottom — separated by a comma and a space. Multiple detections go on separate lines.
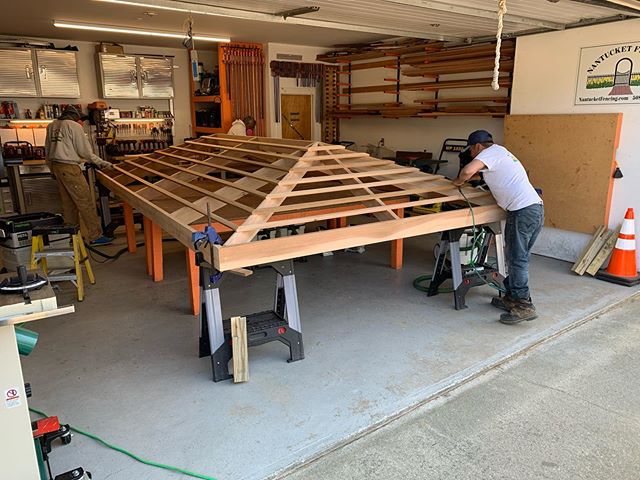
4, 387, 21, 409
575, 42, 640, 105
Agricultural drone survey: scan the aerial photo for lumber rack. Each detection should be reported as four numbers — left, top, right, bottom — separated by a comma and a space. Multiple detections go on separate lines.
198, 257, 304, 382
428, 222, 506, 310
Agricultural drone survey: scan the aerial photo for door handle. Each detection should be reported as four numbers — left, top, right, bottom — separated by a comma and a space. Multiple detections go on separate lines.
39, 65, 48, 80
130, 69, 138, 84
25, 65, 33, 79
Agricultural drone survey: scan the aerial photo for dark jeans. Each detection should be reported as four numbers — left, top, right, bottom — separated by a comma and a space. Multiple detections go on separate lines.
504, 203, 544, 301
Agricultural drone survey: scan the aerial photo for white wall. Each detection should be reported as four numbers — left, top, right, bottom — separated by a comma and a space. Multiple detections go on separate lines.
0, 38, 191, 142
511, 19, 640, 263
264, 43, 329, 141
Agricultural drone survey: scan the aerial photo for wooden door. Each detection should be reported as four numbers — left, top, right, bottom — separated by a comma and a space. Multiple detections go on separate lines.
281, 94, 312, 141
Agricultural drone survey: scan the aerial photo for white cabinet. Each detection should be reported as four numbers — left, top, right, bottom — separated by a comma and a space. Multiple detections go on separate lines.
0, 49, 37, 97
0, 48, 80, 98
35, 50, 80, 98
98, 53, 174, 99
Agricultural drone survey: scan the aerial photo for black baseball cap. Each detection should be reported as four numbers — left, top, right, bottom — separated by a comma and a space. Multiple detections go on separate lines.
466, 129, 493, 147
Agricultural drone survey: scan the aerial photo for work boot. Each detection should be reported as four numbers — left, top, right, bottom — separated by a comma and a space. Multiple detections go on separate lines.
491, 294, 517, 312
499, 299, 538, 325
90, 235, 113, 246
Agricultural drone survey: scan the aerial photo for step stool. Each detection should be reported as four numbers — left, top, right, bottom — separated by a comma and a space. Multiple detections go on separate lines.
30, 225, 95, 301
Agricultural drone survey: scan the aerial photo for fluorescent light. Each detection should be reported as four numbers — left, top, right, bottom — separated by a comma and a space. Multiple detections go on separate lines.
53, 21, 230, 43
111, 118, 169, 122
7, 119, 54, 124
95, 0, 193, 14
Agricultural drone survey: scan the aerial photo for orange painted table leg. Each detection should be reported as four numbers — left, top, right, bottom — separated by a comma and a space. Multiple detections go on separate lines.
337, 217, 347, 228
390, 208, 404, 269
186, 248, 200, 316
123, 202, 136, 254
327, 218, 337, 229
151, 221, 163, 282
143, 216, 153, 276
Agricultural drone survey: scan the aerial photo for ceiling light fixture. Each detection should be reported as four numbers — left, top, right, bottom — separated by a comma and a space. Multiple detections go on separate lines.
53, 21, 230, 43
274, 6, 320, 19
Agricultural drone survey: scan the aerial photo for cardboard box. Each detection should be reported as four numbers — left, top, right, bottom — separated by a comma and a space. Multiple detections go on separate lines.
98, 43, 124, 54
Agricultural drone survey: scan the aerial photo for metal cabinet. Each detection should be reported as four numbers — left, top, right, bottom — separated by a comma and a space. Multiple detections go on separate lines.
0, 48, 79, 98
35, 50, 80, 98
0, 48, 37, 97
98, 53, 174, 99
99, 54, 139, 98
140, 56, 174, 98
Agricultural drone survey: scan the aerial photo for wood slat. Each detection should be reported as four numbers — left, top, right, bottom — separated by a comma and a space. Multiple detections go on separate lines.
112, 165, 238, 231
281, 166, 419, 185
185, 140, 301, 160
126, 158, 254, 212
236, 190, 491, 231
170, 146, 290, 172
157, 150, 280, 184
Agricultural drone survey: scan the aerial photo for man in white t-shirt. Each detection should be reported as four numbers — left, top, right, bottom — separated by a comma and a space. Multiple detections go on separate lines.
453, 130, 544, 325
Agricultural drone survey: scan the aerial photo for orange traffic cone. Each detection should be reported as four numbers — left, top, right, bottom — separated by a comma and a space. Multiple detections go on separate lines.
596, 208, 640, 286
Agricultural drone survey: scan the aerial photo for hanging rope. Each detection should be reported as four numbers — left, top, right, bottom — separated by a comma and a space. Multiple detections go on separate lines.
492, 0, 508, 91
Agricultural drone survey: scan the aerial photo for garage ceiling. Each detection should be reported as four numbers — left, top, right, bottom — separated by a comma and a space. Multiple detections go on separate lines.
2, 0, 639, 48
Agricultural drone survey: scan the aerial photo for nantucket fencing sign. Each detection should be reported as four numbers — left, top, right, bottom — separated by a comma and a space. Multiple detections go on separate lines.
575, 42, 640, 105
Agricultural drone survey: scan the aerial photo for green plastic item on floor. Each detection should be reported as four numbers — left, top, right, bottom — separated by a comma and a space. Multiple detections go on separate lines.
15, 326, 39, 356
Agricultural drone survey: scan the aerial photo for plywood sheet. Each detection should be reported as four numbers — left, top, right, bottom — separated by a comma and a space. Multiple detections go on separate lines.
504, 114, 622, 234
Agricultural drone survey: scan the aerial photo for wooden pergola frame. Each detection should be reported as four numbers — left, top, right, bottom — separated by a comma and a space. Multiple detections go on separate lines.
98, 134, 505, 271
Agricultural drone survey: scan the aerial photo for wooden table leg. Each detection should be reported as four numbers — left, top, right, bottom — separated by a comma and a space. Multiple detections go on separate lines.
151, 221, 163, 282
186, 248, 200, 316
143, 216, 152, 276
327, 218, 337, 229
123, 202, 136, 254
337, 217, 347, 228
390, 208, 404, 269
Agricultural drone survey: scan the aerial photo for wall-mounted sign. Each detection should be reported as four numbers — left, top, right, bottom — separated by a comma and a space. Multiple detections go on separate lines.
575, 42, 640, 105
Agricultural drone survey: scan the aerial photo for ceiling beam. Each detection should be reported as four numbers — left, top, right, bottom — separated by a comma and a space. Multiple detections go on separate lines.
94, 0, 464, 41
569, 0, 640, 15
381, 0, 567, 30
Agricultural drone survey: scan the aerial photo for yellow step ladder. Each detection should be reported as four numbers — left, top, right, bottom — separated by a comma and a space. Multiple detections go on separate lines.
30, 225, 95, 301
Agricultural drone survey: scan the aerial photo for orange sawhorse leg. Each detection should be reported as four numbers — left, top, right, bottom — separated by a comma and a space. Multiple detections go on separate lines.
123, 202, 137, 254
336, 217, 347, 228
390, 208, 404, 269
151, 221, 163, 282
143, 216, 153, 276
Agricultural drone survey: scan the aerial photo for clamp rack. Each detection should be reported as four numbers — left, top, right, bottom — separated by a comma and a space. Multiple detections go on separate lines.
197, 257, 304, 382
428, 222, 506, 310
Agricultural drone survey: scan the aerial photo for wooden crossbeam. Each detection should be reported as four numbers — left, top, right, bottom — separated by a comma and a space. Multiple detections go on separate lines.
170, 146, 290, 172
185, 140, 301, 160
236, 190, 491, 231
112, 165, 238, 231
200, 136, 310, 151
157, 150, 280, 184
124, 159, 254, 213
291, 159, 391, 172
270, 175, 437, 198
138, 155, 268, 198
281, 166, 419, 185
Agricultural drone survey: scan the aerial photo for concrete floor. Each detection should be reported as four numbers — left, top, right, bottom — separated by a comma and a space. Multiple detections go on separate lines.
21, 234, 639, 480
284, 295, 640, 480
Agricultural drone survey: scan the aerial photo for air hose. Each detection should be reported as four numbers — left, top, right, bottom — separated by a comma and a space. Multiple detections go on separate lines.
29, 408, 219, 480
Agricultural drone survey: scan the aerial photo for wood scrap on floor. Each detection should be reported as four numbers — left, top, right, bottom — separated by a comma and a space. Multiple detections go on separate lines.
231, 316, 248, 383
572, 225, 619, 276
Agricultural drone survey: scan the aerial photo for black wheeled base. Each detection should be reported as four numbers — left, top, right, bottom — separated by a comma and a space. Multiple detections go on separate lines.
428, 223, 506, 310
198, 261, 304, 382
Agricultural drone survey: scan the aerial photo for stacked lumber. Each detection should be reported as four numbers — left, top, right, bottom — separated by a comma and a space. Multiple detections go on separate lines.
323, 39, 515, 119
572, 226, 620, 276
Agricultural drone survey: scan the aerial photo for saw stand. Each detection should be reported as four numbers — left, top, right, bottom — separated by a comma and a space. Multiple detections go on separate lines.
197, 258, 305, 382
428, 222, 506, 310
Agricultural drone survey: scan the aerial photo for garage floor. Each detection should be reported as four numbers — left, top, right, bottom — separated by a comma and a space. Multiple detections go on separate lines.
21, 234, 639, 480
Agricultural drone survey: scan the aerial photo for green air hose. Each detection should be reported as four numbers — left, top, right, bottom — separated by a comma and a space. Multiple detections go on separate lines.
29, 408, 218, 480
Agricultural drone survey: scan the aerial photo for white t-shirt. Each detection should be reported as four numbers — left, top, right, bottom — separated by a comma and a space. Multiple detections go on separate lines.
227, 119, 246, 135
475, 144, 542, 211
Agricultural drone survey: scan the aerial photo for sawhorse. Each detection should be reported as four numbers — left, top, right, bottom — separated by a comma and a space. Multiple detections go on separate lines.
198, 259, 305, 382
428, 222, 506, 310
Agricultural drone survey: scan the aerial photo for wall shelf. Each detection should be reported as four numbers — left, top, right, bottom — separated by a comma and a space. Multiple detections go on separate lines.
192, 96, 222, 103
